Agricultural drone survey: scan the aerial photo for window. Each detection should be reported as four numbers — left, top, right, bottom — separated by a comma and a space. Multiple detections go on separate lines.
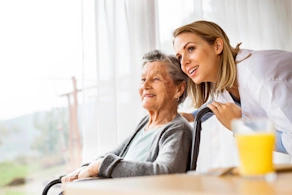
0, 0, 96, 194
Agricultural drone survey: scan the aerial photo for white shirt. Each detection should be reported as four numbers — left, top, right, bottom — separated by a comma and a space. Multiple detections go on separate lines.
218, 49, 292, 156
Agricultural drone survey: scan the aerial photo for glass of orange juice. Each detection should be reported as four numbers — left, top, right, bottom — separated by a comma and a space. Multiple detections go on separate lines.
231, 118, 276, 179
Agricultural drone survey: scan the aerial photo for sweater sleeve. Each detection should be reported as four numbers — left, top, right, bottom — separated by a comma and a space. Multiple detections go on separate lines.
98, 126, 192, 178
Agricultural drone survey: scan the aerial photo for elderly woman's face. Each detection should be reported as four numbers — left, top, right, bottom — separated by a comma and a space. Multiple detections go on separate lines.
139, 61, 177, 112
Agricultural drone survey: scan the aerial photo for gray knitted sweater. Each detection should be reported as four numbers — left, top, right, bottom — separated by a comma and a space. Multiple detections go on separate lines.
87, 114, 192, 178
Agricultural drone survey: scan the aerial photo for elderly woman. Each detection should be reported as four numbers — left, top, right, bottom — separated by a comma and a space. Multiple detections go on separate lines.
61, 50, 192, 184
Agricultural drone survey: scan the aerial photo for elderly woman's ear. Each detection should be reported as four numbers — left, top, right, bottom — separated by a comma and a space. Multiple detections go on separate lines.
176, 81, 186, 99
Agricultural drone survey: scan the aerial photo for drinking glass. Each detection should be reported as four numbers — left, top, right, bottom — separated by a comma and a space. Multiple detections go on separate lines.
231, 118, 276, 179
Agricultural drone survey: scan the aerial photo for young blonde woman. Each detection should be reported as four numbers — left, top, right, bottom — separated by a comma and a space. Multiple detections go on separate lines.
173, 20, 292, 156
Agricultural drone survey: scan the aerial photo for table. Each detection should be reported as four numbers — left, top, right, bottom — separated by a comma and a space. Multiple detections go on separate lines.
64, 170, 292, 195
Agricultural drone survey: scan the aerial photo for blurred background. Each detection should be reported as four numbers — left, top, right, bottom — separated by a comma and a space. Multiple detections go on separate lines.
0, 0, 291, 194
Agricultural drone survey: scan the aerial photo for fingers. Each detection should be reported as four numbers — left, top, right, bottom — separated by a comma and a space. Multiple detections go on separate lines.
208, 101, 222, 114
61, 167, 84, 184
213, 101, 225, 109
207, 101, 242, 130
212, 102, 220, 108
207, 103, 217, 113
61, 174, 78, 190
61, 174, 78, 183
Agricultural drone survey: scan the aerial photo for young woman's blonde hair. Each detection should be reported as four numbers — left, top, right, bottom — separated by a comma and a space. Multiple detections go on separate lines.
173, 20, 241, 108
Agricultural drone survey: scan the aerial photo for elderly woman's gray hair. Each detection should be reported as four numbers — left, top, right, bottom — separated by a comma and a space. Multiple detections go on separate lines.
142, 50, 188, 104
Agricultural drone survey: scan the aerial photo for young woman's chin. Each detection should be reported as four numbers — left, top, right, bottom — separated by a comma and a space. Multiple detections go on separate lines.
191, 77, 203, 84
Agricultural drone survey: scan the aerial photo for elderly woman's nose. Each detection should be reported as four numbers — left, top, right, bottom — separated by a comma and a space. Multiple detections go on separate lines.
142, 79, 151, 88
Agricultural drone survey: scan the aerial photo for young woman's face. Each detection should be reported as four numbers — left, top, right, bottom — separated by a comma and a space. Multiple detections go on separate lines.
139, 62, 177, 113
173, 32, 220, 84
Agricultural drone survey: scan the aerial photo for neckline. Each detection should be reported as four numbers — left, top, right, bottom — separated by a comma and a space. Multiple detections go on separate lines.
229, 92, 241, 104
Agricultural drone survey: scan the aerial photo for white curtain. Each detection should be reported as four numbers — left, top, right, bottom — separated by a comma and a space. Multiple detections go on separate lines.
157, 0, 292, 54
192, 0, 292, 51
82, 0, 158, 162
82, 0, 292, 167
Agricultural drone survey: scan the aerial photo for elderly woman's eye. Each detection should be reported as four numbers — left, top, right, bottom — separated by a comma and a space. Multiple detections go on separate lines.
154, 77, 159, 81
141, 78, 146, 82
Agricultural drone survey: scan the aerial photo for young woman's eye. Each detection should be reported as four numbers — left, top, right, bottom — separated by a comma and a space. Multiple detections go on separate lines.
188, 46, 195, 52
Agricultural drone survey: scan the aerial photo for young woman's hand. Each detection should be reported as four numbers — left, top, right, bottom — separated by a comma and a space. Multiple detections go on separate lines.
207, 101, 241, 130
78, 158, 103, 179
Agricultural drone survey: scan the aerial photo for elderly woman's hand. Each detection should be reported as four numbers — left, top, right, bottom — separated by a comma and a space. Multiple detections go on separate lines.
78, 158, 103, 179
207, 101, 242, 130
61, 166, 85, 189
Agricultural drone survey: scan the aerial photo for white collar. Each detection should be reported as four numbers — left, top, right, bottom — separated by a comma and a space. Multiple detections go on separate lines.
236, 49, 252, 62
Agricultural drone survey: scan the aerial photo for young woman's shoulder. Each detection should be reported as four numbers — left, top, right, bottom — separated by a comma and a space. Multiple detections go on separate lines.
236, 49, 292, 82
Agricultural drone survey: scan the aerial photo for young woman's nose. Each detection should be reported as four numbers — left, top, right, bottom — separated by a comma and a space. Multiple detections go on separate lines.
181, 55, 190, 67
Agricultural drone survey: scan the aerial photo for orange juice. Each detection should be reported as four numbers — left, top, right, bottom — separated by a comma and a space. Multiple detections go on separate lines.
235, 133, 275, 175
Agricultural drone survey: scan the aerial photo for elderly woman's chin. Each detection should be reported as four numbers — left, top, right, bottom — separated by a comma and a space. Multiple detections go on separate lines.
142, 103, 152, 110
141, 101, 157, 110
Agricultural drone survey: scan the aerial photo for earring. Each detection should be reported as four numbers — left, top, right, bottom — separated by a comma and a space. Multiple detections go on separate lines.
176, 97, 180, 102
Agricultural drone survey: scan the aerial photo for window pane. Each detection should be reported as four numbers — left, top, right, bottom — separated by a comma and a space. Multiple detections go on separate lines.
0, 0, 96, 194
